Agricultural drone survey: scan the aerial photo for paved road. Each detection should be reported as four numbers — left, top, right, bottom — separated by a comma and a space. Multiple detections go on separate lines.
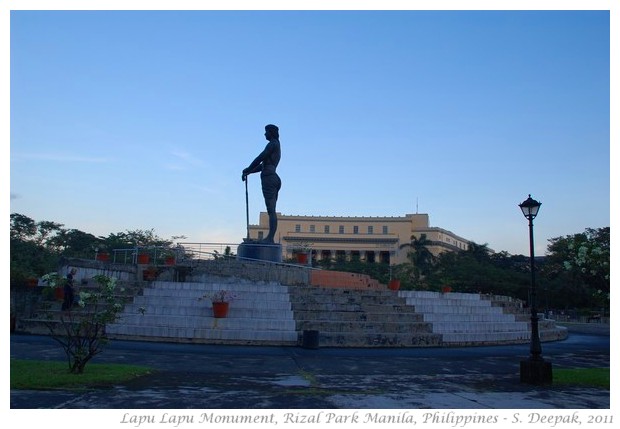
10, 323, 610, 410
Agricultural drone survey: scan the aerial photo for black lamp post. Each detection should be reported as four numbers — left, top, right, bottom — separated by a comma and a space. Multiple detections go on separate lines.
518, 194, 552, 384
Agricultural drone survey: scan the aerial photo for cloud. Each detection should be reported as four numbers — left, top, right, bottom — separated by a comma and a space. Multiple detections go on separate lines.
163, 150, 205, 171
171, 150, 203, 167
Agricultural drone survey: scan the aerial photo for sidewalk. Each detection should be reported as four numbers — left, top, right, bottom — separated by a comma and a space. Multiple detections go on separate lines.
10, 324, 610, 409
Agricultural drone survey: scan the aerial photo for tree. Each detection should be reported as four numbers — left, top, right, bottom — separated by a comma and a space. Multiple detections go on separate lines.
544, 227, 610, 309
43, 274, 128, 374
57, 229, 102, 258
10, 213, 58, 285
34, 220, 64, 250
10, 213, 37, 241
399, 234, 435, 284
466, 242, 491, 263
101, 228, 172, 249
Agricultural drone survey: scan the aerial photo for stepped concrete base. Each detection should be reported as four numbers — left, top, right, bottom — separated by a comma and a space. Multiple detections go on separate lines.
237, 242, 282, 263
18, 258, 570, 348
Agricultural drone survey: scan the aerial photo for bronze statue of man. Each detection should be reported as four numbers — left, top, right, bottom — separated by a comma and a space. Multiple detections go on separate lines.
242, 124, 281, 243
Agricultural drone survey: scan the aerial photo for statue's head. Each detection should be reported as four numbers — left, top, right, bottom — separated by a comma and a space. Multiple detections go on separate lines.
265, 124, 279, 140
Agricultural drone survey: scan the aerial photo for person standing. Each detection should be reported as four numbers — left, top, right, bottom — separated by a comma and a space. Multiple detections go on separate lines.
242, 124, 282, 243
62, 268, 77, 311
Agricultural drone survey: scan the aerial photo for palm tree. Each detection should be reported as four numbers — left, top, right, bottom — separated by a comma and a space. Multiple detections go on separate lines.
399, 234, 435, 283
466, 242, 491, 263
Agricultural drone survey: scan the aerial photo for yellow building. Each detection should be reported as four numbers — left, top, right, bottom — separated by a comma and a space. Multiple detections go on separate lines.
249, 212, 471, 265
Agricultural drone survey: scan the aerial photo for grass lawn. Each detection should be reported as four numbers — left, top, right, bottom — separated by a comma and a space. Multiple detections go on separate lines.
553, 368, 610, 389
10, 359, 154, 390
11, 359, 608, 391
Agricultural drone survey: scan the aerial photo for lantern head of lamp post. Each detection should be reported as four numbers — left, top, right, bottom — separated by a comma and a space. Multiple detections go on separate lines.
518, 194, 552, 384
519, 194, 541, 221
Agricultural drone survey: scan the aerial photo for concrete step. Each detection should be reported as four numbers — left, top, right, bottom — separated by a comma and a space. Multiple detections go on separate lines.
288, 287, 405, 307
289, 302, 417, 313
314, 331, 442, 347
150, 280, 290, 294
421, 313, 518, 323
121, 303, 293, 319
442, 331, 530, 345
297, 320, 434, 334
401, 291, 483, 300
429, 321, 529, 333
293, 310, 425, 323
130, 296, 292, 311
107, 325, 299, 345
112, 313, 296, 330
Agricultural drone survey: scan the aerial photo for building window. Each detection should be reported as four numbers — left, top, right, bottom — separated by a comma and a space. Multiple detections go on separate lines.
309, 225, 315, 233
353, 226, 359, 234
258, 231, 264, 240
295, 224, 301, 233
339, 225, 345, 234
383, 225, 388, 234
368, 226, 374, 234
324, 225, 330, 233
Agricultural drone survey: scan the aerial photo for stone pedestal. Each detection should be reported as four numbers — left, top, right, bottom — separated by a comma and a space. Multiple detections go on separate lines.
520, 358, 553, 384
237, 242, 282, 263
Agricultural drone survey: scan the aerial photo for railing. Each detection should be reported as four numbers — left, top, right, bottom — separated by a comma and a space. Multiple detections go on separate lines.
99, 242, 319, 286
176, 242, 239, 259
102, 243, 240, 265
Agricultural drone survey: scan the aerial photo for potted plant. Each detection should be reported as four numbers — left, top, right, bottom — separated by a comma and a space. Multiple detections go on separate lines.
294, 241, 313, 264
199, 290, 236, 318
388, 266, 401, 291
388, 279, 401, 291
41, 272, 66, 301
161, 249, 176, 266
137, 251, 150, 265
143, 266, 158, 281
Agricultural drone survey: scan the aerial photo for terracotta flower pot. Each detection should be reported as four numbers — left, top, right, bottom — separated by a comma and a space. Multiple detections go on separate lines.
212, 302, 229, 318
388, 279, 401, 291
54, 287, 64, 301
143, 269, 157, 281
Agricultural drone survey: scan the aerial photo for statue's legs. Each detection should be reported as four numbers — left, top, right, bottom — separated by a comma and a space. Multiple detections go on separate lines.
261, 173, 281, 243
264, 199, 277, 243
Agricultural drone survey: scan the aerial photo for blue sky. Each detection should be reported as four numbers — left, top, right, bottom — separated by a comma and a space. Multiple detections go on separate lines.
6, 5, 613, 256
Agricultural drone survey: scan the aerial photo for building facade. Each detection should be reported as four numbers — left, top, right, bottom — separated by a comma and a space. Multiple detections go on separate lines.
248, 212, 471, 265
